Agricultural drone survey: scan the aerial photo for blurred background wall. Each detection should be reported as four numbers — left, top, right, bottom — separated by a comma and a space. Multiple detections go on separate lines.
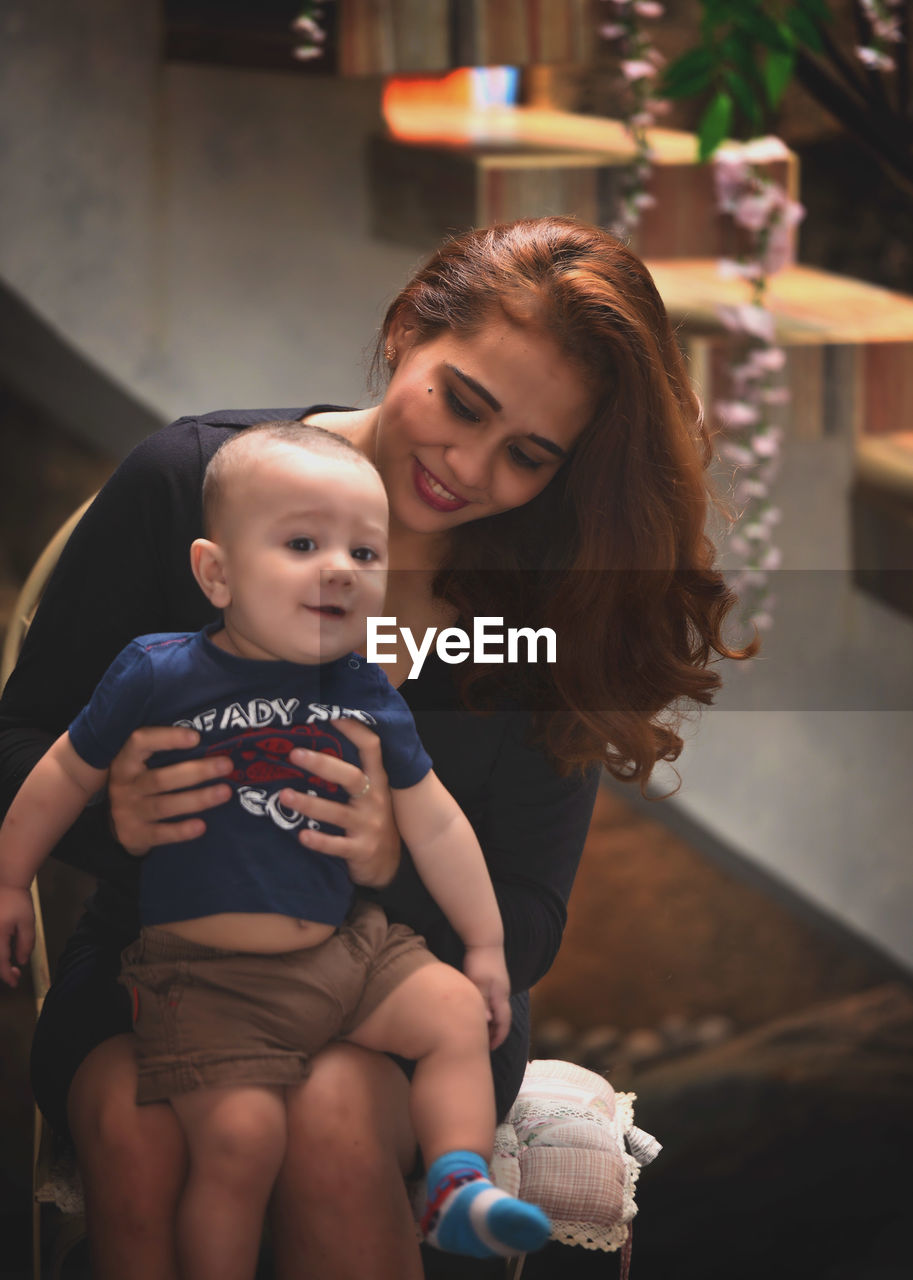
3, 0, 910, 972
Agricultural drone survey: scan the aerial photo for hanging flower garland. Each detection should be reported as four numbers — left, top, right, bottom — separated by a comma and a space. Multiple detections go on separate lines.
855, 0, 903, 71
712, 137, 805, 633
597, 1, 667, 234
291, 3, 327, 62
598, 8, 811, 634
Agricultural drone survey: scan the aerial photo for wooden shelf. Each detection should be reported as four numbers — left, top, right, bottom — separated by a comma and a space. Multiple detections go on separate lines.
647, 261, 913, 442
856, 432, 913, 497
369, 111, 797, 262
648, 260, 913, 347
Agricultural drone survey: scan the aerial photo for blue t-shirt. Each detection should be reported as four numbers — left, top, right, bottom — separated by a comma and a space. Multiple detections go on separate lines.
68, 627, 432, 927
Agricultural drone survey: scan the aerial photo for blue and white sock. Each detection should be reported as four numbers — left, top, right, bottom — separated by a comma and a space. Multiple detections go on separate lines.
421, 1150, 551, 1259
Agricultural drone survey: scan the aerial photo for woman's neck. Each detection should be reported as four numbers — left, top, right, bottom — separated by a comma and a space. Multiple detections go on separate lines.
300, 404, 377, 449
301, 401, 451, 575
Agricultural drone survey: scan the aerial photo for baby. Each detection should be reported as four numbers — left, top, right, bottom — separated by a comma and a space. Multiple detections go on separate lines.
0, 422, 550, 1278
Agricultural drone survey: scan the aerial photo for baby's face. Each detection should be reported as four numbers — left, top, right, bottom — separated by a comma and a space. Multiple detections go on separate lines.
213, 443, 388, 664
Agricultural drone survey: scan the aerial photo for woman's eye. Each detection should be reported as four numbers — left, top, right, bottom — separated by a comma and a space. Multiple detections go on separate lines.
352, 546, 379, 563
508, 445, 542, 471
287, 537, 316, 552
446, 388, 480, 423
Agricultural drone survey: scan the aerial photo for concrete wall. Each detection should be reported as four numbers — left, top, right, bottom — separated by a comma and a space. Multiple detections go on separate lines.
2, 0, 911, 967
0, 0, 420, 439
655, 430, 913, 969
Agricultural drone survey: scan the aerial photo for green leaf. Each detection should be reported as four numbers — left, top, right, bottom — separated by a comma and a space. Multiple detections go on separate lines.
787, 7, 825, 51
798, 0, 832, 24
725, 68, 764, 131
662, 45, 716, 99
734, 6, 791, 51
700, 0, 732, 28
763, 49, 795, 107
698, 90, 734, 161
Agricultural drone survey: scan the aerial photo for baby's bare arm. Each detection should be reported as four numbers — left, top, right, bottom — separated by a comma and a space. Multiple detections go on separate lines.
391, 772, 511, 1046
0, 734, 107, 985
391, 772, 503, 950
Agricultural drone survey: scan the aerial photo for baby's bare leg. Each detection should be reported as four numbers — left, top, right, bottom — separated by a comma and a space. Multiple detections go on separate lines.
346, 964, 551, 1259
170, 1084, 287, 1280
345, 961, 493, 1163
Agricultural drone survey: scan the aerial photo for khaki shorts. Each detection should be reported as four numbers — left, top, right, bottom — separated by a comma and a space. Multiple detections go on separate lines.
119, 900, 435, 1103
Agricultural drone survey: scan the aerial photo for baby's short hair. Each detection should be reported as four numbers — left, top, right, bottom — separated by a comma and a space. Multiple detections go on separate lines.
202, 420, 378, 537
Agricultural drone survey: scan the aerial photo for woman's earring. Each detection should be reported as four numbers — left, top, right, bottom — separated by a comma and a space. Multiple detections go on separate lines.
384, 344, 397, 363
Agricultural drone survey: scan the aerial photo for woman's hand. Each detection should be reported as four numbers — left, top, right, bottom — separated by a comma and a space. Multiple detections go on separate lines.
281, 719, 401, 889
108, 726, 233, 856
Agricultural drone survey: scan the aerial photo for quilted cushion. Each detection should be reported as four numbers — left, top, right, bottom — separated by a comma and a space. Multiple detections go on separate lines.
490, 1059, 660, 1252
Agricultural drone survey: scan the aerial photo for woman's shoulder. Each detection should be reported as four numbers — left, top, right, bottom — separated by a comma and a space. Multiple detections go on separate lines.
100, 408, 311, 521
125, 407, 309, 473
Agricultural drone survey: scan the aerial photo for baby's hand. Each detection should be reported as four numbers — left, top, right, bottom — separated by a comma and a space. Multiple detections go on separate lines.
0, 885, 35, 987
463, 943, 512, 1050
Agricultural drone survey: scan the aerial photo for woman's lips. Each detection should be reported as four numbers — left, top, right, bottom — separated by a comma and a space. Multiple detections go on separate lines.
412, 458, 470, 512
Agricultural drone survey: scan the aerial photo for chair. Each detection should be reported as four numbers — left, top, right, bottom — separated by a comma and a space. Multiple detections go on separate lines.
3, 493, 660, 1279
1, 494, 96, 1280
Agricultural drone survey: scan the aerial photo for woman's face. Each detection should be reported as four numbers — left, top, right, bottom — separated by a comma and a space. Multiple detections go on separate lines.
373, 313, 593, 538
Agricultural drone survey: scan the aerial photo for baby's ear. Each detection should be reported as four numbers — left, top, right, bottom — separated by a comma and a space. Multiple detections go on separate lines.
190, 538, 231, 609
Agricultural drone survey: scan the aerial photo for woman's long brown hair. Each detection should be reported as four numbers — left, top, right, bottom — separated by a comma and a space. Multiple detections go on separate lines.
378, 217, 756, 787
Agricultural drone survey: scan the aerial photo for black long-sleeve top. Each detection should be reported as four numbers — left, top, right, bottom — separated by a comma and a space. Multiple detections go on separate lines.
0, 409, 599, 1112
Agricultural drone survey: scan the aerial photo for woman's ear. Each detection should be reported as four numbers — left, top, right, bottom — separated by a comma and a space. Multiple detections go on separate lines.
190, 538, 231, 609
387, 312, 417, 359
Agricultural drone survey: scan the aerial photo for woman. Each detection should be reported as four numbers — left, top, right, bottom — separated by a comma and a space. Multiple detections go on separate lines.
0, 217, 750, 1278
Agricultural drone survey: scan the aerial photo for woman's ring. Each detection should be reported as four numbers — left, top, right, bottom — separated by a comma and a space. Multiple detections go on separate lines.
353, 774, 371, 799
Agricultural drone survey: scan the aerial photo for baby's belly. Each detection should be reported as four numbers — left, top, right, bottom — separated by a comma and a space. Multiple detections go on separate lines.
160, 912, 336, 953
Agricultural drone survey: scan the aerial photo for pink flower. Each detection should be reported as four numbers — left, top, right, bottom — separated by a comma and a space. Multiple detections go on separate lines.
732, 187, 782, 231
713, 154, 751, 207
875, 19, 902, 41
717, 304, 776, 343
752, 428, 783, 458
634, 1, 664, 16
761, 199, 804, 274
748, 347, 787, 373
760, 546, 782, 571
735, 479, 770, 503
599, 22, 627, 39
729, 363, 758, 391
739, 137, 790, 164
621, 59, 656, 81
292, 16, 325, 41
718, 258, 763, 282
856, 45, 895, 71
293, 44, 324, 59
715, 400, 761, 428
720, 442, 756, 467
